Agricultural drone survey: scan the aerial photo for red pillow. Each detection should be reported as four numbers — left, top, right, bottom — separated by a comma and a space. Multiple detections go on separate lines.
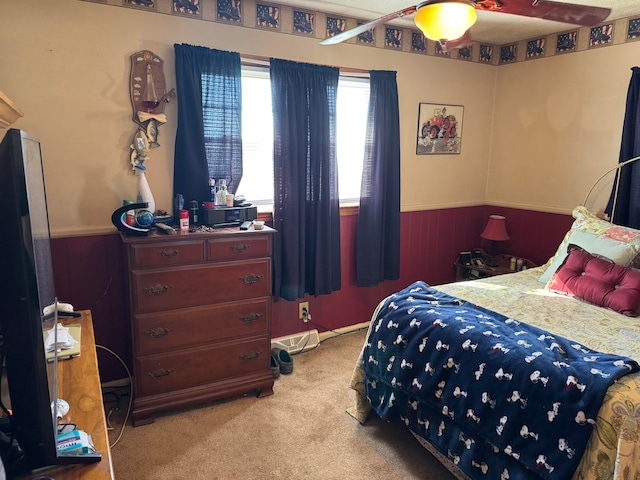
546, 244, 640, 316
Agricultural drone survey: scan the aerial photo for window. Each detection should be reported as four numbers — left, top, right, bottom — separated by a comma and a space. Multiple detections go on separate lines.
238, 68, 274, 206
336, 76, 370, 203
237, 67, 370, 208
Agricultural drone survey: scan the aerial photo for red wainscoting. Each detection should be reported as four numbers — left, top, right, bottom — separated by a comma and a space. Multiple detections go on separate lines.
50, 206, 573, 382
271, 206, 574, 340
50, 233, 131, 383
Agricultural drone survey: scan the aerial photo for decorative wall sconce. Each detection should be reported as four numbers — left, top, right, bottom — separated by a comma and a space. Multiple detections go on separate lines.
128, 50, 175, 215
130, 50, 175, 131
130, 50, 176, 158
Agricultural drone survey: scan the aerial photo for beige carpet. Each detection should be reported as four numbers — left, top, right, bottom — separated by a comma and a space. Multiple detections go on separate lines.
106, 329, 457, 480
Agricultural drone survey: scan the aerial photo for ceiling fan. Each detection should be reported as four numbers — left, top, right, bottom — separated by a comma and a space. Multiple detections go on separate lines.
319, 0, 611, 49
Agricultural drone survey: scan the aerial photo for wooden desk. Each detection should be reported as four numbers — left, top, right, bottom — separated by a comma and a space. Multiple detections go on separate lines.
21, 311, 114, 480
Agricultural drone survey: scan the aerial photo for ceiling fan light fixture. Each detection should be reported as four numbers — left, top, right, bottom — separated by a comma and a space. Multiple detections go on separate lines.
414, 1, 477, 42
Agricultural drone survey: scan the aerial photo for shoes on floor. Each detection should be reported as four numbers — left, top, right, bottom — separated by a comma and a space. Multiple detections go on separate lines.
271, 347, 293, 375
270, 352, 280, 379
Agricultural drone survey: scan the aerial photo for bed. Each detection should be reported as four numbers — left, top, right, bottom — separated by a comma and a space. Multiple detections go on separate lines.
349, 205, 640, 480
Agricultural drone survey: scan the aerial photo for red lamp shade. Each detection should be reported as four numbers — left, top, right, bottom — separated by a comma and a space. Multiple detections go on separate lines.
480, 215, 510, 242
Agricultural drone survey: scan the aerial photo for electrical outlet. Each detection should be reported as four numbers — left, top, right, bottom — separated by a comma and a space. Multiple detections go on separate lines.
299, 302, 309, 321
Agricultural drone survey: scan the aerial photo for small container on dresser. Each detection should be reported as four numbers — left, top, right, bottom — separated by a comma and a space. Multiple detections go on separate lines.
121, 226, 276, 426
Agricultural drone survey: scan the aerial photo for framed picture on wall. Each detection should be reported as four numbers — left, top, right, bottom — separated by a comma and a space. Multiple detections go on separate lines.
123, 0, 156, 10
256, 3, 280, 30
217, 0, 242, 23
628, 17, 640, 41
416, 103, 463, 155
356, 22, 375, 45
410, 31, 427, 54
172, 0, 200, 17
385, 27, 403, 49
457, 45, 472, 61
589, 23, 614, 48
326, 16, 347, 39
556, 30, 578, 53
293, 9, 315, 36
479, 44, 493, 63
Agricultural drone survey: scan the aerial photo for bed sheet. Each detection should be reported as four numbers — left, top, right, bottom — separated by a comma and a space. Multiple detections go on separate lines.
349, 268, 640, 480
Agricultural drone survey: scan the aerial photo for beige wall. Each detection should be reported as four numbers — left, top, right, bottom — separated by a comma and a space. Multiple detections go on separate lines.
0, 0, 496, 236
1, 0, 638, 236
489, 43, 640, 215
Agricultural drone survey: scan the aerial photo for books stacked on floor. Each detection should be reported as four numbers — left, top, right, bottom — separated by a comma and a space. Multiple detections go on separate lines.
56, 429, 94, 454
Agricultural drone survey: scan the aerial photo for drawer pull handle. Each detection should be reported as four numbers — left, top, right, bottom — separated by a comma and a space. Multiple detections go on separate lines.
231, 244, 250, 253
144, 284, 171, 295
240, 313, 263, 324
240, 274, 264, 284
146, 327, 171, 338
241, 351, 261, 361
148, 368, 173, 379
158, 249, 181, 258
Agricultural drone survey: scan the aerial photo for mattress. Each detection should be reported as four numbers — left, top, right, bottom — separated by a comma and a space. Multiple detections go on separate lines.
349, 267, 640, 480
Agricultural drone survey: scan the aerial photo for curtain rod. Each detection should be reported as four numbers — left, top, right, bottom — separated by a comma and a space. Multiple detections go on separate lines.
240, 53, 369, 77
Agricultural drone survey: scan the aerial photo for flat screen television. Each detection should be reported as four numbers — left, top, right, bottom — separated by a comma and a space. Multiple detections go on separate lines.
0, 129, 100, 477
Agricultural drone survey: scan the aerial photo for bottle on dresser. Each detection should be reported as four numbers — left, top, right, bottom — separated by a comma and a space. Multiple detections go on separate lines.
174, 193, 184, 225
209, 178, 217, 202
189, 200, 199, 224
215, 179, 228, 207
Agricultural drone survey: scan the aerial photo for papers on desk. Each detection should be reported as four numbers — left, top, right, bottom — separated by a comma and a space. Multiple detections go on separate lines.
44, 323, 81, 361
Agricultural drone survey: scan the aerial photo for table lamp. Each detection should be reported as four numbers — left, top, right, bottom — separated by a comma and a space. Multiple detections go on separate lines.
480, 215, 509, 267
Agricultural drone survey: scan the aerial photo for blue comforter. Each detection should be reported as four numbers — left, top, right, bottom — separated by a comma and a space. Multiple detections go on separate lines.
363, 281, 639, 480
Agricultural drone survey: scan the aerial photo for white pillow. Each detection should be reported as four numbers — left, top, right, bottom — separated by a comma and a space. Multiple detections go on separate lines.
538, 230, 640, 284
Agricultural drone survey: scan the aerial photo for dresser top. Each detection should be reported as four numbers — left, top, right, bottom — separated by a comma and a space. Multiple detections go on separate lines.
120, 225, 275, 244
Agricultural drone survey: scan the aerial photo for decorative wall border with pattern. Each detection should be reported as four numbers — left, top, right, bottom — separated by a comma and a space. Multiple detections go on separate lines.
82, 0, 640, 66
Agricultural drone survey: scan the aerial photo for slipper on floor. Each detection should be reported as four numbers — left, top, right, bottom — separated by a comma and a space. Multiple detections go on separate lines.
270, 352, 280, 379
271, 347, 293, 374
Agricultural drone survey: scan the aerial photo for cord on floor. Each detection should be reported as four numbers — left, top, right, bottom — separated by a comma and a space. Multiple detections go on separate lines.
97, 344, 133, 449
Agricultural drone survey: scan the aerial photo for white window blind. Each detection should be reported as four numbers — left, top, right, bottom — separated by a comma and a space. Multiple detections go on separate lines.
237, 67, 370, 208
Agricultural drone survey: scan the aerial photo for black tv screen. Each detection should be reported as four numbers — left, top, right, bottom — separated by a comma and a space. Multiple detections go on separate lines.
0, 129, 58, 476
0, 130, 102, 477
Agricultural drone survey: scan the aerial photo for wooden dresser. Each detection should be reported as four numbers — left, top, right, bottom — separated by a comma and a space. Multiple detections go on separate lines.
121, 226, 275, 426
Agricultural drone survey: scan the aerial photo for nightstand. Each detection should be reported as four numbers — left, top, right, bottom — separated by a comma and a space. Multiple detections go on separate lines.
454, 250, 536, 281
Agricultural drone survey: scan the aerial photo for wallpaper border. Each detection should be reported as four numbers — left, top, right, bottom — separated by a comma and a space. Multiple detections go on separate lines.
82, 0, 640, 66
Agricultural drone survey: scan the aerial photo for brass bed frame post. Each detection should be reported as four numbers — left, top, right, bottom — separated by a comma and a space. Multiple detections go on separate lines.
582, 154, 640, 221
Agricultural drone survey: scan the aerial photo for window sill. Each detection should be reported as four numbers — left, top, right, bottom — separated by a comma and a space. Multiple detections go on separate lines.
256, 204, 359, 224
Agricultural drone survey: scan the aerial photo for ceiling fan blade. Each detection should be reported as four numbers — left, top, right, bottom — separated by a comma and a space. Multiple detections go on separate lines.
440, 31, 474, 52
320, 5, 417, 45
479, 0, 611, 27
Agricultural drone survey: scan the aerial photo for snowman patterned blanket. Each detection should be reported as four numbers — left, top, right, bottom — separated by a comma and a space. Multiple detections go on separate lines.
362, 281, 639, 480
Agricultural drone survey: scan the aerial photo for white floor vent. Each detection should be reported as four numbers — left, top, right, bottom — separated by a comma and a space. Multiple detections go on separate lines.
271, 329, 320, 354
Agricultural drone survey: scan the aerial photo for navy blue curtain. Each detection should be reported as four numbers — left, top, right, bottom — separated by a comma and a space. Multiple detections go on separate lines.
270, 58, 341, 301
356, 70, 401, 287
173, 44, 242, 207
606, 67, 640, 228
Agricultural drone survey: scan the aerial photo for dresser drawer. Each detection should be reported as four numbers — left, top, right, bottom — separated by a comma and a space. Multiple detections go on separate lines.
207, 235, 270, 262
133, 298, 270, 356
135, 336, 270, 396
131, 259, 271, 313
129, 240, 206, 268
